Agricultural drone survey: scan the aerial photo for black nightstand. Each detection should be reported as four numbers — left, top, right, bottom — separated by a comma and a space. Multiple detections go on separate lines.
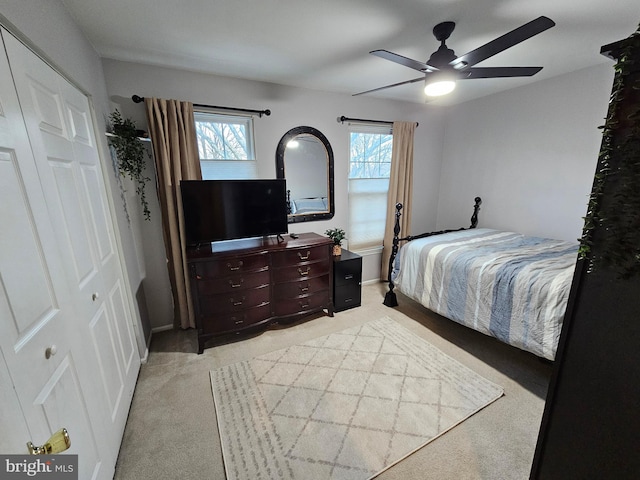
333, 249, 362, 312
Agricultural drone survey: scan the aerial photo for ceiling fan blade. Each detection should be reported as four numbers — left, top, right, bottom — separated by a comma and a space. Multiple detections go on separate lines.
370, 50, 438, 72
353, 76, 425, 96
463, 66, 543, 78
451, 16, 555, 68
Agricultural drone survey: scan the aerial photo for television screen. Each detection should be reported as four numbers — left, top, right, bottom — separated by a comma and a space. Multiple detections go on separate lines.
181, 179, 288, 245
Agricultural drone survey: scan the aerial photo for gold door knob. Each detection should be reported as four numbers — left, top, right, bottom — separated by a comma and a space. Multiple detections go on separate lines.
27, 428, 71, 455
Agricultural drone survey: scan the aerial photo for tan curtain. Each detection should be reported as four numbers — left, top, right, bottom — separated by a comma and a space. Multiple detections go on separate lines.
145, 98, 202, 329
381, 121, 416, 280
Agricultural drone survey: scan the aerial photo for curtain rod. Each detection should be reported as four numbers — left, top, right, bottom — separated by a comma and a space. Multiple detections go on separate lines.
338, 115, 418, 127
131, 95, 271, 117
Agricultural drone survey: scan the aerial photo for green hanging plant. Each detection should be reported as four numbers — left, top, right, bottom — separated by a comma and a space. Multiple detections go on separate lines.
108, 110, 151, 220
578, 24, 640, 278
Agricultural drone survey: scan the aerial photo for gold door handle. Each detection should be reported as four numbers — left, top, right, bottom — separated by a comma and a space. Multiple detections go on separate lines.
27, 428, 71, 455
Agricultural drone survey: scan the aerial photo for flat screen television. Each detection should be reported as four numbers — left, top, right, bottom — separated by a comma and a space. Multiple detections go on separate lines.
181, 179, 288, 245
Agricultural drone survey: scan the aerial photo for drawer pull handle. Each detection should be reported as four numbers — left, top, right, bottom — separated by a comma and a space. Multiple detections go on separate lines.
299, 285, 309, 292
234, 319, 244, 325
229, 279, 244, 288
230, 297, 245, 306
300, 302, 310, 309
298, 267, 311, 276
228, 260, 244, 271
344, 274, 353, 280
298, 251, 311, 260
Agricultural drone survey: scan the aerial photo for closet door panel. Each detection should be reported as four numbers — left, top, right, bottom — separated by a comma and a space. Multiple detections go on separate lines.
2, 29, 139, 471
0, 150, 55, 333
49, 156, 98, 286
0, 29, 109, 479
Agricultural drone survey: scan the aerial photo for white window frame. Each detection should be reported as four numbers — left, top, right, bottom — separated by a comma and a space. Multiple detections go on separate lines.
348, 124, 393, 252
193, 110, 257, 179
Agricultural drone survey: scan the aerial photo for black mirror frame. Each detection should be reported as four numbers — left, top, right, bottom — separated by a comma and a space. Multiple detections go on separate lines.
276, 126, 335, 223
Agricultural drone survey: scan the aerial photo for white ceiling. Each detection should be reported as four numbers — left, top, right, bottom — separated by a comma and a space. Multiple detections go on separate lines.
61, 0, 639, 106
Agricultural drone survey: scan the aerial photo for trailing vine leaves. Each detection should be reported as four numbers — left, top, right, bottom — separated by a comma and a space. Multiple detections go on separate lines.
108, 110, 151, 220
578, 24, 640, 278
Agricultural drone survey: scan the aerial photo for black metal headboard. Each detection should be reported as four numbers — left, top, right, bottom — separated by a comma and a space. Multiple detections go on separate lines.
383, 197, 482, 307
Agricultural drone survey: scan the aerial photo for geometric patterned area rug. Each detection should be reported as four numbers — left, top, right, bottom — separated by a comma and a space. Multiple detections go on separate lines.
210, 317, 504, 480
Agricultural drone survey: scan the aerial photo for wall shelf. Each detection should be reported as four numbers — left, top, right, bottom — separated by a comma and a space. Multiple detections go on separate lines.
105, 131, 151, 142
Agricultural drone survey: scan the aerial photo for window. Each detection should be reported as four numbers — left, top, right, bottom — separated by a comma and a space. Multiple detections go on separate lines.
194, 111, 257, 179
348, 125, 393, 251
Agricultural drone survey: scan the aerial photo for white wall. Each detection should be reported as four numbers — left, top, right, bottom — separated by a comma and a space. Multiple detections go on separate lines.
0, 2, 614, 333
438, 63, 613, 242
102, 59, 447, 329
0, 0, 151, 354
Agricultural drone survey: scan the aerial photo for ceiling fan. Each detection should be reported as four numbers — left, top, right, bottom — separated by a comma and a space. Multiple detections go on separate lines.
354, 16, 555, 97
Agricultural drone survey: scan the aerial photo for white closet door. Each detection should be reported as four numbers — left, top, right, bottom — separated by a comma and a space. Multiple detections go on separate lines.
0, 28, 139, 478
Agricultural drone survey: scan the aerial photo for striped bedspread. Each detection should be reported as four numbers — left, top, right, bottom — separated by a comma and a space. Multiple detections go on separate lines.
393, 228, 578, 360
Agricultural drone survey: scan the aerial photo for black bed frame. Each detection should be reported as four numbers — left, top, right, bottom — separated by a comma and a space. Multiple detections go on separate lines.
383, 197, 482, 307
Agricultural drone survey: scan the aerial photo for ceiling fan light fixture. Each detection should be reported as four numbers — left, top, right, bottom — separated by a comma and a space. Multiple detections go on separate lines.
424, 74, 456, 96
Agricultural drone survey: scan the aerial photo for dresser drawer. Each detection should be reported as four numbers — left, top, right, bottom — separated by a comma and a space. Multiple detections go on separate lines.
273, 258, 331, 283
198, 284, 270, 315
199, 303, 272, 334
271, 245, 329, 267
196, 269, 270, 296
195, 252, 269, 278
273, 291, 330, 317
273, 274, 330, 300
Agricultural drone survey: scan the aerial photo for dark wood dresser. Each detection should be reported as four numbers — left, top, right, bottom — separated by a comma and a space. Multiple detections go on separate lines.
187, 233, 334, 353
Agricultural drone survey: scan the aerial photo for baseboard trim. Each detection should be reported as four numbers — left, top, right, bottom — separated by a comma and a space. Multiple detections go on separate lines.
139, 330, 153, 364
151, 324, 174, 334
139, 346, 150, 364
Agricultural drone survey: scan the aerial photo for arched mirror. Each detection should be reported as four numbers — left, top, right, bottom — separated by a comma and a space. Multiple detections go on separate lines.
276, 126, 334, 223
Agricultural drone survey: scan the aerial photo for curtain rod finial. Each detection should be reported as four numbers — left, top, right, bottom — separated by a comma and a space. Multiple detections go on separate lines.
132, 95, 144, 104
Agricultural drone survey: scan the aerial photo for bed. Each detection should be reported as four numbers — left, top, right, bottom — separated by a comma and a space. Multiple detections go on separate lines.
290, 196, 328, 214
385, 199, 578, 360
286, 190, 328, 214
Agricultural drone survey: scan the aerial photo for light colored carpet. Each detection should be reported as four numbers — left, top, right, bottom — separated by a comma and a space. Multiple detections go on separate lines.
211, 317, 503, 480
114, 283, 552, 480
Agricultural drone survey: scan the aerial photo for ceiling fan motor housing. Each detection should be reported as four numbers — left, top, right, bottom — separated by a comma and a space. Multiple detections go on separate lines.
433, 21, 455, 42
428, 45, 457, 67
428, 22, 458, 67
